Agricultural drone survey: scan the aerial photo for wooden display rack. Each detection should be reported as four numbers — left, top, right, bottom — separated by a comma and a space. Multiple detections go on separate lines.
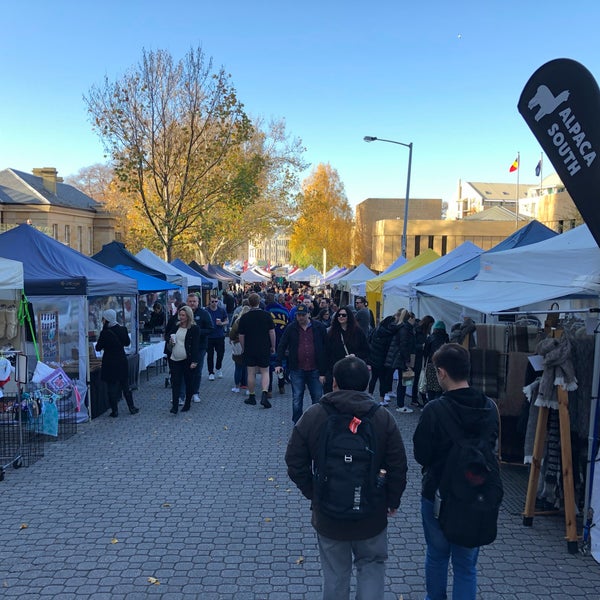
522, 381, 579, 553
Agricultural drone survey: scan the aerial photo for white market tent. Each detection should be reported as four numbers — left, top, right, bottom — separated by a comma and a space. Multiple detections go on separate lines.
416, 224, 600, 323
240, 268, 270, 283
383, 241, 483, 316
0, 257, 24, 293
288, 265, 322, 282
136, 249, 212, 290
335, 263, 377, 292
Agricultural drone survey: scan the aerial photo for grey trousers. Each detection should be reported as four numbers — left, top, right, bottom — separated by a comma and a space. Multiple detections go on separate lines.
317, 528, 388, 600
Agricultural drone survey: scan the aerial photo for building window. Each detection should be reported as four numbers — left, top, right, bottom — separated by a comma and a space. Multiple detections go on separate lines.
441, 235, 448, 256
52, 224, 58, 240
428, 235, 434, 249
64, 225, 70, 245
414, 235, 421, 257
77, 226, 83, 252
88, 228, 93, 254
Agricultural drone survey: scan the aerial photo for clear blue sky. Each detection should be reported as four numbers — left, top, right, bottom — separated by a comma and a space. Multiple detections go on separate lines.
2, 1, 599, 210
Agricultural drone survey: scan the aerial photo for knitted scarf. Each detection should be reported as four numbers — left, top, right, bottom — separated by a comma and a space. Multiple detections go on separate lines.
534, 336, 577, 410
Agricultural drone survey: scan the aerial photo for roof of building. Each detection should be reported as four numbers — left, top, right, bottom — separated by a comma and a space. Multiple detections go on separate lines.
463, 205, 529, 221
0, 168, 100, 212
465, 181, 537, 201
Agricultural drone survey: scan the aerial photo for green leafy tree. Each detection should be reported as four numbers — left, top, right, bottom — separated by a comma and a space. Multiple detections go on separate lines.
84, 46, 256, 261
289, 163, 354, 267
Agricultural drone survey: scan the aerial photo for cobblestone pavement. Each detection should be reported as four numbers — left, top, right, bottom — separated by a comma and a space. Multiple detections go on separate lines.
1, 352, 600, 599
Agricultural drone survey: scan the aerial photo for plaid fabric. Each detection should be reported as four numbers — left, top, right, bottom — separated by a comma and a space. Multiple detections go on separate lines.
507, 324, 541, 353
498, 351, 530, 416
469, 348, 499, 397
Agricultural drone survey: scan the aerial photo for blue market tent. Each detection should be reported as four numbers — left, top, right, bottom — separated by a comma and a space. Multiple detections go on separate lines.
93, 241, 166, 280
206, 263, 241, 283
171, 259, 217, 289
113, 265, 179, 293
0, 224, 137, 296
380, 254, 407, 276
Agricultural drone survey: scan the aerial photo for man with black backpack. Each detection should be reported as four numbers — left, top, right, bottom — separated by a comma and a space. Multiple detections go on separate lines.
413, 343, 502, 600
285, 356, 408, 600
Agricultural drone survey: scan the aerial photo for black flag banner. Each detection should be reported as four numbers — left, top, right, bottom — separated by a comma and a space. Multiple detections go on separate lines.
518, 58, 600, 248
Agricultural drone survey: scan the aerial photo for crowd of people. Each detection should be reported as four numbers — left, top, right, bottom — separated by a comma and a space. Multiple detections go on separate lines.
148, 283, 458, 421
103, 281, 498, 600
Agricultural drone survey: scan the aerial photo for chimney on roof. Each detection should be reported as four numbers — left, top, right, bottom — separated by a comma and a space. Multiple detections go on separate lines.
32, 167, 63, 195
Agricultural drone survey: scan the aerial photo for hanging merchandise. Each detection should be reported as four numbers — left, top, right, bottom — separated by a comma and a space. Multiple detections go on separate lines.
0, 356, 12, 399
17, 292, 39, 360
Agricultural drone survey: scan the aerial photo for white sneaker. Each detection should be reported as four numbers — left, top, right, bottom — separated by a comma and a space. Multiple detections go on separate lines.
231, 387, 240, 393
379, 399, 389, 407
387, 391, 397, 398
216, 370, 223, 379
192, 394, 200, 403
208, 373, 215, 381
178, 398, 185, 406
396, 406, 414, 414
383, 393, 391, 402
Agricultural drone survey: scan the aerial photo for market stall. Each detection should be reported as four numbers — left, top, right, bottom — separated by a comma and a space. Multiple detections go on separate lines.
0, 224, 138, 418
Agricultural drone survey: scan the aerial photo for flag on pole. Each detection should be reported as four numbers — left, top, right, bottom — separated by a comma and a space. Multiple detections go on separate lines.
509, 156, 519, 172
535, 158, 542, 177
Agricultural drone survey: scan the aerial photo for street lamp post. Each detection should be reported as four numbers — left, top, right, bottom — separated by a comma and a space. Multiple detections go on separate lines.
364, 136, 413, 259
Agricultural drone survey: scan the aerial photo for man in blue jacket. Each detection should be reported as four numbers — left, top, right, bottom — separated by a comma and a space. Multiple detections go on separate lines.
275, 304, 327, 423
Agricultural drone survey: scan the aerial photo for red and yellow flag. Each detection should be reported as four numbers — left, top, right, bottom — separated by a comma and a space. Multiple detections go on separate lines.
509, 156, 519, 172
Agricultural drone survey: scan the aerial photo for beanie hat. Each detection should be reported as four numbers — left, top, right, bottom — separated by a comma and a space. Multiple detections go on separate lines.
102, 309, 117, 327
433, 320, 446, 331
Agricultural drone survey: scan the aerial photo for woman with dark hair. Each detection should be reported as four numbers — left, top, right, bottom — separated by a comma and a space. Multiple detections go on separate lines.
385, 308, 416, 413
423, 320, 450, 402
411, 315, 435, 407
324, 306, 369, 393
315, 307, 332, 328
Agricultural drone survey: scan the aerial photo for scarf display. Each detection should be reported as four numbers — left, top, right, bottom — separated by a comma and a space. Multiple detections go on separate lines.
534, 336, 578, 410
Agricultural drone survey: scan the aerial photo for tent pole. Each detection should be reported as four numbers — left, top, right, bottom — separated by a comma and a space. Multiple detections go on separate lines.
582, 322, 600, 546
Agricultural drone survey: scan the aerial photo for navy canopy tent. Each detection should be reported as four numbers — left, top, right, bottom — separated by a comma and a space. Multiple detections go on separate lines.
93, 241, 166, 280
0, 224, 137, 295
171, 259, 216, 289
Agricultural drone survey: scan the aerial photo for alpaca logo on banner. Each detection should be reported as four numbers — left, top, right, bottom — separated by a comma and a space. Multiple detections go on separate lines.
527, 85, 570, 121
518, 58, 600, 249
526, 83, 596, 177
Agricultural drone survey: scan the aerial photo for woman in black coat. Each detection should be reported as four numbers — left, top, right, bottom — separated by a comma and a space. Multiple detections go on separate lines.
423, 320, 450, 402
95, 309, 139, 418
324, 306, 369, 393
367, 315, 399, 404
384, 308, 416, 413
412, 315, 434, 406
167, 305, 201, 414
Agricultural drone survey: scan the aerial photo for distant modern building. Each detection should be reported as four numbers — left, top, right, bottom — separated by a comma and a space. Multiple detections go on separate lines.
0, 167, 116, 254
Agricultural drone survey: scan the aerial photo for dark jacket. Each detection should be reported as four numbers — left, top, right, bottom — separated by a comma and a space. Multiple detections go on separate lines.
413, 388, 499, 501
166, 324, 202, 364
165, 308, 213, 351
367, 316, 398, 368
384, 321, 415, 369
325, 327, 370, 371
423, 330, 450, 364
285, 389, 408, 540
276, 320, 328, 375
95, 323, 130, 383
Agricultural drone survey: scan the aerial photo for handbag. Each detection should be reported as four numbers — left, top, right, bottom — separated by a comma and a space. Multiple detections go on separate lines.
401, 367, 414, 382
418, 367, 427, 394
425, 360, 442, 392
231, 341, 243, 356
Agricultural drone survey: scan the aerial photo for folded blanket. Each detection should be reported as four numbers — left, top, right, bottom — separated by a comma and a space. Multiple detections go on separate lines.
470, 348, 499, 397
500, 351, 530, 416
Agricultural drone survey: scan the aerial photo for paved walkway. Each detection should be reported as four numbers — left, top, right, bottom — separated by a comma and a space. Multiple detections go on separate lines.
1, 352, 600, 599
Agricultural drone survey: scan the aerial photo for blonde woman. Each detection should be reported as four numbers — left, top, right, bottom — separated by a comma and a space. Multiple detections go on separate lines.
168, 305, 201, 414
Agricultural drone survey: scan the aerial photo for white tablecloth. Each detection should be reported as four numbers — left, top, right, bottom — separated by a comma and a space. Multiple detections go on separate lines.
138, 342, 165, 373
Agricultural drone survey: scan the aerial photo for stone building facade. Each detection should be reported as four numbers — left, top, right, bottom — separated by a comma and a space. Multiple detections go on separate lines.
0, 167, 116, 254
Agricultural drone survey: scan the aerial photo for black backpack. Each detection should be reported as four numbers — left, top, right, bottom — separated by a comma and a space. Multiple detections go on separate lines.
313, 402, 383, 520
437, 398, 504, 548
